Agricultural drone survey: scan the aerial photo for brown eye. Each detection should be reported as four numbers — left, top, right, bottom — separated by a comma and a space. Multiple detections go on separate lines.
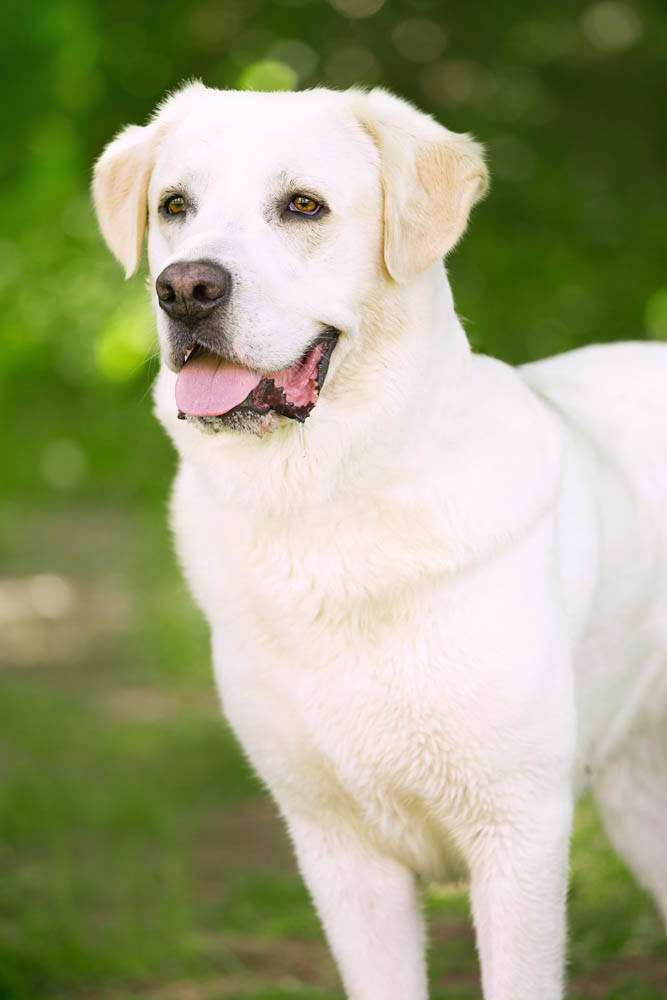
165, 195, 186, 215
289, 195, 321, 216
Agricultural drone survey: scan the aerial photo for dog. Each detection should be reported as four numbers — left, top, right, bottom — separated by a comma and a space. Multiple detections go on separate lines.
93, 82, 667, 999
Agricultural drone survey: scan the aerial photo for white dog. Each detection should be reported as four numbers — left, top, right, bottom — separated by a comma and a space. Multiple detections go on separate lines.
93, 83, 667, 999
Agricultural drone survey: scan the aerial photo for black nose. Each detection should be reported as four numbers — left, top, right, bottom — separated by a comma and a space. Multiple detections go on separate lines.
155, 260, 231, 324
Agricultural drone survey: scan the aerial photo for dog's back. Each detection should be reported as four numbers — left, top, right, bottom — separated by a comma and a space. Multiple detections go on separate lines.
522, 341, 667, 512
521, 341, 667, 761
521, 341, 667, 581
522, 342, 667, 930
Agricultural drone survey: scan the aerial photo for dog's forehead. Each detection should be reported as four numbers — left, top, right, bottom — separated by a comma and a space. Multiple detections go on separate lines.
153, 89, 377, 194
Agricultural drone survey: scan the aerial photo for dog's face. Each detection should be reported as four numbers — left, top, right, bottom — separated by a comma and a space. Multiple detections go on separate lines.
147, 90, 382, 432
93, 84, 487, 436
149, 90, 381, 370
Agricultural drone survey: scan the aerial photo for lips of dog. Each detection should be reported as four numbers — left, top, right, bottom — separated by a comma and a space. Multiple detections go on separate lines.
164, 316, 234, 370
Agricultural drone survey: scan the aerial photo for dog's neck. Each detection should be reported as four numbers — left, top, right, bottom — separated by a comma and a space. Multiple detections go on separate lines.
360, 261, 471, 416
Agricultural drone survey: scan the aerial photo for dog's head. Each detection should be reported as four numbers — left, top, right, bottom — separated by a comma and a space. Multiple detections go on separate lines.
93, 83, 487, 437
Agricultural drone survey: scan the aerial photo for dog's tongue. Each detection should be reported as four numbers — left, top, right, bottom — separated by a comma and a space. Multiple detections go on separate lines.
175, 351, 262, 417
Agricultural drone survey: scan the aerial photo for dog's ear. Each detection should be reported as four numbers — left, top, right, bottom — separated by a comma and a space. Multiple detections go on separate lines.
92, 122, 161, 278
356, 89, 488, 283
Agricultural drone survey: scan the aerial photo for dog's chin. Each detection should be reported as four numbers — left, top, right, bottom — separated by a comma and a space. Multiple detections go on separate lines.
183, 409, 282, 438
174, 329, 339, 437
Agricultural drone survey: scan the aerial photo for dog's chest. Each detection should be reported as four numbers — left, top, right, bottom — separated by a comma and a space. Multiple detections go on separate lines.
171, 462, 545, 876
197, 523, 488, 878
214, 613, 474, 877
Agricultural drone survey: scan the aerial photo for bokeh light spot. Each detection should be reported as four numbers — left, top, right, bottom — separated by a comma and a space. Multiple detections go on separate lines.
95, 296, 154, 381
328, 0, 386, 20
268, 39, 319, 82
419, 60, 496, 108
645, 287, 667, 341
486, 69, 556, 125
41, 439, 86, 491
581, 2, 643, 52
392, 19, 446, 63
28, 575, 76, 619
237, 59, 297, 91
189, 3, 245, 49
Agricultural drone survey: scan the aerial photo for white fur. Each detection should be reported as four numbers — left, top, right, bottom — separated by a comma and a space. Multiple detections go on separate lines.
94, 84, 667, 999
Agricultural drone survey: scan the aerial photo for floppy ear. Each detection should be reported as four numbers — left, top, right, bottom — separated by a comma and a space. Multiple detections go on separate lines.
92, 123, 160, 278
357, 89, 488, 283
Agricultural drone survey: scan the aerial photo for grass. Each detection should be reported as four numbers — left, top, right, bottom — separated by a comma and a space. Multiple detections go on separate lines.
1, 499, 665, 999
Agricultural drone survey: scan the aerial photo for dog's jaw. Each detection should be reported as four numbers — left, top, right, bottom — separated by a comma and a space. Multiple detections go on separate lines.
174, 331, 339, 435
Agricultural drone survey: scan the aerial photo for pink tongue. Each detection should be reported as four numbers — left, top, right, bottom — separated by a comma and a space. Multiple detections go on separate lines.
175, 351, 262, 417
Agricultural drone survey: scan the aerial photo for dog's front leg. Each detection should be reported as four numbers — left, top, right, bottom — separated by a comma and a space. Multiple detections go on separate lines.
286, 813, 428, 1000
466, 790, 573, 1000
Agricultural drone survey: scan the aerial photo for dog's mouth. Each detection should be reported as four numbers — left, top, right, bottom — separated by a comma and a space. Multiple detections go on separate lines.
175, 331, 339, 426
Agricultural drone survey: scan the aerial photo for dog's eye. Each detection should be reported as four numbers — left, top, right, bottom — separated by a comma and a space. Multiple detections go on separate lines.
289, 195, 321, 216
164, 195, 186, 216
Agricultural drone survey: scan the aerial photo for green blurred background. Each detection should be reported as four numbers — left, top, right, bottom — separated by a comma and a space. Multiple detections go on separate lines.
1, 0, 666, 997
